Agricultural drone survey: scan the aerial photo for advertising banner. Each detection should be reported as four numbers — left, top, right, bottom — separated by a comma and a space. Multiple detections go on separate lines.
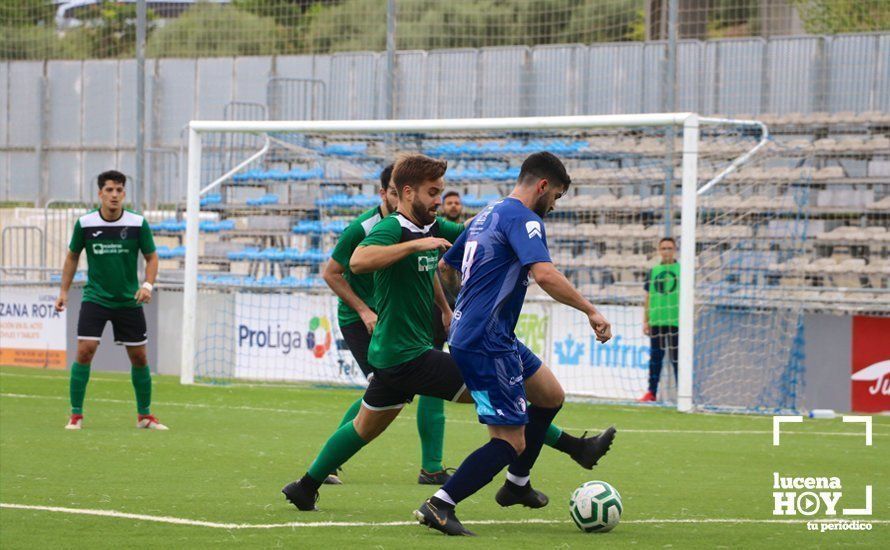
851, 316, 890, 412
234, 292, 367, 385
0, 287, 67, 368
548, 304, 650, 400
514, 301, 550, 359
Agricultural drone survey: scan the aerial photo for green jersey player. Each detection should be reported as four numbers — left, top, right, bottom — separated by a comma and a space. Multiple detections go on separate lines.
55, 170, 167, 431
321, 163, 453, 485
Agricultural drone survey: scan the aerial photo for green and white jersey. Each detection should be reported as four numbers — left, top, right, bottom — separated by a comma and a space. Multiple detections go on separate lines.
360, 213, 464, 369
645, 262, 680, 327
68, 209, 156, 309
330, 206, 384, 327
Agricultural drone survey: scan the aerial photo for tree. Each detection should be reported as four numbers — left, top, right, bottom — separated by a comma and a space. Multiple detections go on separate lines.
791, 0, 890, 34
60, 2, 155, 59
0, 25, 86, 60
298, 0, 646, 54
146, 4, 284, 58
0, 0, 57, 27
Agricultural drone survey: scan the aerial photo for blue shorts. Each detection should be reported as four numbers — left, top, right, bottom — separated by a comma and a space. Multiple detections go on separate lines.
449, 341, 543, 426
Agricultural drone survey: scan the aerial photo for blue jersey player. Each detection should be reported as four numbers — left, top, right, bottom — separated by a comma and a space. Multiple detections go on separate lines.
414, 152, 616, 536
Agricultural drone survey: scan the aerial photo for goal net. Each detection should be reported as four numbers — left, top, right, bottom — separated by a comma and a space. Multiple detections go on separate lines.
174, 114, 806, 413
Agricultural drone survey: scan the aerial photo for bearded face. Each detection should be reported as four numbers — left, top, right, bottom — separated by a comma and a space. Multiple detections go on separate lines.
532, 183, 564, 218
412, 192, 438, 225
383, 182, 399, 214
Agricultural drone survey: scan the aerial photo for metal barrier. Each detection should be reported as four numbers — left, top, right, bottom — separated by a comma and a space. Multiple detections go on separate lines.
1, 226, 45, 280
147, 148, 182, 208
266, 78, 327, 121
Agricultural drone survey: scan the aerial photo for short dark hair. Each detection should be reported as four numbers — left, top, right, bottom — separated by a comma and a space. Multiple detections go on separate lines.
518, 151, 571, 190
443, 190, 461, 201
392, 154, 447, 197
659, 237, 677, 246
379, 163, 394, 191
97, 170, 126, 189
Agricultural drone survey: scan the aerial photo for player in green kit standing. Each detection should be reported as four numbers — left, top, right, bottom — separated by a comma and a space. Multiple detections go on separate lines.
55, 170, 167, 430
282, 154, 614, 512
322, 163, 452, 485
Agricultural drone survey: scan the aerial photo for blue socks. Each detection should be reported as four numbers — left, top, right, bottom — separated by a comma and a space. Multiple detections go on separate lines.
436, 406, 563, 506
508, 405, 562, 478
438, 438, 517, 505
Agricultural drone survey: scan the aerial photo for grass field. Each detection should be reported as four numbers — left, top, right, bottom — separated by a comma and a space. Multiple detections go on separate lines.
0, 365, 886, 548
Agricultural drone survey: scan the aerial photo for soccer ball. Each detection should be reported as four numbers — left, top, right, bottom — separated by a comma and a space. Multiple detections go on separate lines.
569, 480, 622, 533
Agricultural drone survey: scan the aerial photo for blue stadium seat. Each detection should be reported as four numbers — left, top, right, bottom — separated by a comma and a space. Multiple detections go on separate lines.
246, 194, 279, 206
200, 193, 223, 206
321, 143, 367, 156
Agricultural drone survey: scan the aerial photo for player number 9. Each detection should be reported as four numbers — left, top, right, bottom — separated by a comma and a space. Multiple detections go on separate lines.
461, 241, 478, 281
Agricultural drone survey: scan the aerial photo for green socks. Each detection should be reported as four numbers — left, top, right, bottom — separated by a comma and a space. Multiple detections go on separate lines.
416, 395, 446, 472
70, 363, 152, 416
332, 395, 446, 473
544, 423, 563, 448
337, 397, 363, 428
307, 422, 368, 483
131, 365, 152, 415
69, 362, 91, 415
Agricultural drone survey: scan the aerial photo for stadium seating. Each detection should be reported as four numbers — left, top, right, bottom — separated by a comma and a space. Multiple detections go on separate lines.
2, 112, 884, 308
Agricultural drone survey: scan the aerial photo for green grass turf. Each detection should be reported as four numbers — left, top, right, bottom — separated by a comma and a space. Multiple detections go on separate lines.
0, 365, 886, 549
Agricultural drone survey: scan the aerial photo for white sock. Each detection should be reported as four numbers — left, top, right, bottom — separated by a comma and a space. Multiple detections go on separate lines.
433, 489, 456, 506
506, 472, 530, 486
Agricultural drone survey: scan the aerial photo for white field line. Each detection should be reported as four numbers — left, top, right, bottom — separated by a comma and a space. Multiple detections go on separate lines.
1, 372, 132, 383
0, 371, 890, 424
1, 503, 886, 529
1, 392, 887, 438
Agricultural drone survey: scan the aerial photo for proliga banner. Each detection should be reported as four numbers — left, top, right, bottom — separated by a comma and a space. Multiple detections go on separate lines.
0, 287, 67, 368
233, 292, 366, 385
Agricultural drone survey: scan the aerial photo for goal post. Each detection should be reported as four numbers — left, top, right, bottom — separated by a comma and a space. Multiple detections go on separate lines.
179, 113, 787, 413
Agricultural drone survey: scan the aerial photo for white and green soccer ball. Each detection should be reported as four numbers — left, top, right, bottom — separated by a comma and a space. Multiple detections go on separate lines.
569, 480, 622, 533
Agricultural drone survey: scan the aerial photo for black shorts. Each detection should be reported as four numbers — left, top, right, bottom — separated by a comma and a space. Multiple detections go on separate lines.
362, 349, 466, 411
432, 304, 448, 351
77, 301, 147, 347
339, 320, 373, 378
432, 299, 457, 351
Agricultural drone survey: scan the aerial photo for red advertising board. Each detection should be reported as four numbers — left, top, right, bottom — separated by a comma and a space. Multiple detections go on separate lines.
851, 316, 890, 413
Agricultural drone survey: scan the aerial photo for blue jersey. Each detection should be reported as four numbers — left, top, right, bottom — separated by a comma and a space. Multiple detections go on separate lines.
443, 197, 552, 355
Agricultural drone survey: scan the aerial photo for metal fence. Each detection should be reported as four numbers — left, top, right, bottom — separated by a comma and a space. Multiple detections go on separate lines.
1, 32, 888, 203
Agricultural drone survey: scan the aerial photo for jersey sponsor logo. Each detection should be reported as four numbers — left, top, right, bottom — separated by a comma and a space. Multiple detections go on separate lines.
653, 270, 678, 294
417, 253, 438, 272
91, 230, 103, 238
526, 220, 542, 239
90, 242, 128, 255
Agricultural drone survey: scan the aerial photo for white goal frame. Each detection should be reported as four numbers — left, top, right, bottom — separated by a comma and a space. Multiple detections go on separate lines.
180, 113, 768, 412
